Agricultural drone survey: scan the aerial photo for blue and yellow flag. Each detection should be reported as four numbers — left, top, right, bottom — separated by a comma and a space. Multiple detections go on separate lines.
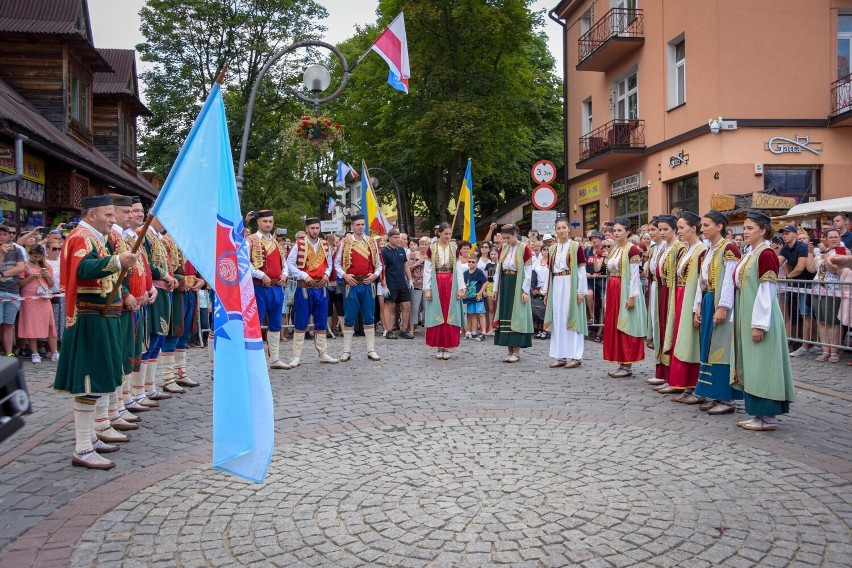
458, 159, 476, 245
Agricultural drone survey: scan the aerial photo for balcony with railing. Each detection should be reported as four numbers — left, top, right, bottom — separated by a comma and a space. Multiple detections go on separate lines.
829, 73, 852, 125
577, 118, 646, 168
577, 8, 644, 72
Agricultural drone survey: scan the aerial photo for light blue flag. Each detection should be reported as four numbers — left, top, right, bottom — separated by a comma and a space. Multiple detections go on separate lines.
151, 83, 274, 483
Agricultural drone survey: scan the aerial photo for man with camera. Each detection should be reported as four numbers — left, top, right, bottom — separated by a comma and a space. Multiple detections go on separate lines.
0, 224, 25, 357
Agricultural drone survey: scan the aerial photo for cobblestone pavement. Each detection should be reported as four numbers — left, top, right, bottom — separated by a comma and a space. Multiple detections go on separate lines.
1, 334, 850, 567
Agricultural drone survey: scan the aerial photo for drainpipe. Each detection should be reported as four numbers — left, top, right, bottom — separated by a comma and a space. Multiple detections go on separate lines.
0, 134, 27, 184
548, 8, 570, 222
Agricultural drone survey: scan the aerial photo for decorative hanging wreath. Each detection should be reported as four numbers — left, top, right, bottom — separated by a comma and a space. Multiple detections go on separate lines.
294, 115, 342, 146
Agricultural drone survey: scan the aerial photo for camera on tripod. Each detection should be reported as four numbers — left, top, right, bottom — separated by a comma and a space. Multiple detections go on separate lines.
0, 358, 31, 444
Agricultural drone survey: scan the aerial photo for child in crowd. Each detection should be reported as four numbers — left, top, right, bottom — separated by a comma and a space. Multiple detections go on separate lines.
463, 254, 488, 340
457, 240, 472, 275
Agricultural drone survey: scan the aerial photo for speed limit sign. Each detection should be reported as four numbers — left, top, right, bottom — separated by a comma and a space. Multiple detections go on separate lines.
531, 160, 556, 185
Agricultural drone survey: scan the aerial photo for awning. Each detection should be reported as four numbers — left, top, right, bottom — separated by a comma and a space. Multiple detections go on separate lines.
772, 196, 852, 222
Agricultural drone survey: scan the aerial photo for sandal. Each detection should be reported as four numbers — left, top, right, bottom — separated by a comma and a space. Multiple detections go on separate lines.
608, 368, 633, 378
815, 352, 829, 362
828, 354, 840, 363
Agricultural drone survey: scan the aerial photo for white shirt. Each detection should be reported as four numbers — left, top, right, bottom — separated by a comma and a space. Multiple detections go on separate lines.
249, 230, 277, 280
733, 241, 774, 331
552, 241, 588, 295
694, 239, 736, 313
422, 243, 465, 291
606, 244, 641, 298
286, 237, 332, 281
332, 234, 383, 279
492, 243, 533, 295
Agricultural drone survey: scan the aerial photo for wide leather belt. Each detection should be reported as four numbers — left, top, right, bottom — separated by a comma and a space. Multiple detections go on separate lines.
552, 270, 570, 277
502, 270, 517, 275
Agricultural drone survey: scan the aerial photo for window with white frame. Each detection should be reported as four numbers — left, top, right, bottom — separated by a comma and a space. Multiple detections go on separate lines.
613, 71, 638, 119
581, 98, 593, 135
667, 35, 686, 108
580, 8, 592, 35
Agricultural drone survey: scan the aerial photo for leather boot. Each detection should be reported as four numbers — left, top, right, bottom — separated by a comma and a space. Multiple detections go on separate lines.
268, 338, 289, 369
287, 332, 305, 368
365, 327, 380, 361
316, 333, 338, 363
340, 329, 354, 362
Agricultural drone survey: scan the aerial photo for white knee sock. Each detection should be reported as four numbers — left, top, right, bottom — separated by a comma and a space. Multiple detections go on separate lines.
73, 397, 97, 454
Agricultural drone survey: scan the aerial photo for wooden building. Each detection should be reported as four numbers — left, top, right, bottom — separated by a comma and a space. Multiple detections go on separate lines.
0, 0, 156, 229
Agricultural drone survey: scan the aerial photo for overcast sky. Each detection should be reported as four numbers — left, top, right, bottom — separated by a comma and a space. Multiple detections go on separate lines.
88, 0, 565, 99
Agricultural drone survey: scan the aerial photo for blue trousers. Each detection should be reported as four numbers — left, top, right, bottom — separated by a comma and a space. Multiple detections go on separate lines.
142, 334, 165, 362
254, 285, 284, 332
163, 291, 198, 353
293, 286, 328, 331
344, 283, 375, 328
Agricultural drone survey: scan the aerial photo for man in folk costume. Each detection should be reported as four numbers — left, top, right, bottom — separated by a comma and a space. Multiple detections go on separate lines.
492, 224, 534, 363
333, 215, 383, 362
284, 217, 338, 367
138, 216, 178, 406
103, 194, 144, 436
543, 217, 588, 368
158, 236, 204, 393
247, 210, 288, 369
123, 197, 157, 414
53, 195, 138, 469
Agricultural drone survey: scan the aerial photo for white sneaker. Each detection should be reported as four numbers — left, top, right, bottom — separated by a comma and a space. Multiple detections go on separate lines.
51, 352, 60, 362
789, 347, 809, 357
465, 332, 472, 340
286, 358, 300, 368
808, 346, 824, 354
31, 353, 41, 363
318, 354, 339, 364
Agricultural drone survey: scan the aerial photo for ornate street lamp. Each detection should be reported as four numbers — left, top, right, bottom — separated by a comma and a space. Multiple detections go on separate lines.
235, 40, 350, 202
369, 166, 406, 235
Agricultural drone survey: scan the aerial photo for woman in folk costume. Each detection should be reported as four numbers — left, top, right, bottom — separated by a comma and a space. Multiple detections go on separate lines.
491, 224, 534, 363
664, 212, 707, 404
644, 217, 669, 386
650, 215, 684, 392
691, 210, 742, 415
603, 217, 647, 377
543, 217, 588, 368
422, 223, 466, 359
731, 211, 795, 431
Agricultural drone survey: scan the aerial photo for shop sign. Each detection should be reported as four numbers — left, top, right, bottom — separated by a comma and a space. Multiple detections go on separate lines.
668, 149, 689, 168
577, 179, 600, 204
752, 192, 796, 209
710, 193, 736, 211
0, 143, 46, 185
531, 210, 557, 234
610, 172, 643, 197
764, 135, 822, 156
320, 219, 343, 233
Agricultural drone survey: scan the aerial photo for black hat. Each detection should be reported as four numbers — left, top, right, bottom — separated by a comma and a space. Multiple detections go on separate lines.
746, 210, 772, 225
304, 217, 320, 226
704, 210, 729, 225
589, 231, 604, 239
256, 209, 274, 219
649, 216, 659, 225
680, 210, 701, 225
82, 195, 113, 209
613, 216, 631, 229
349, 214, 365, 222
131, 196, 142, 205
782, 224, 797, 233
657, 214, 678, 227
109, 194, 133, 207
500, 223, 518, 234
0, 225, 10, 233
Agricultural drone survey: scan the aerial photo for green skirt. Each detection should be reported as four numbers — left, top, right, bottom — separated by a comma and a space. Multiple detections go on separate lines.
54, 315, 123, 395
119, 311, 135, 374
494, 273, 532, 348
147, 289, 171, 336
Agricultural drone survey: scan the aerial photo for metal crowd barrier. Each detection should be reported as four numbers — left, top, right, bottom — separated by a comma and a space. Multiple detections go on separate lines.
582, 274, 851, 352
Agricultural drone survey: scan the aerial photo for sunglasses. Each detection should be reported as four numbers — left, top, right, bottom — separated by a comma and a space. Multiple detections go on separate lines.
50, 247, 62, 251
602, 245, 612, 248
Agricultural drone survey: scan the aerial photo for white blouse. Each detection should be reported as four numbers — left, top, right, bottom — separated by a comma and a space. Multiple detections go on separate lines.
693, 239, 736, 313
422, 244, 466, 291
552, 242, 588, 294
732, 241, 774, 331
606, 244, 641, 298
492, 244, 533, 295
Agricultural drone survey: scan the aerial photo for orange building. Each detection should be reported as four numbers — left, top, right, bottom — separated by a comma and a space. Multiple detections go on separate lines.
552, 0, 852, 233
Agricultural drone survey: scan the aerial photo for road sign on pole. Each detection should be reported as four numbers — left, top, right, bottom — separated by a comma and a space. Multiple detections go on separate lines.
531, 160, 557, 185
531, 185, 558, 210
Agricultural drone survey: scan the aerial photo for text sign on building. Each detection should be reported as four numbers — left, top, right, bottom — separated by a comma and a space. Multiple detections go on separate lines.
531, 210, 557, 234
751, 192, 796, 210
611, 172, 643, 197
710, 194, 736, 211
764, 135, 823, 156
669, 149, 689, 168
531, 160, 557, 185
578, 179, 600, 204
0, 143, 45, 185
321, 219, 343, 233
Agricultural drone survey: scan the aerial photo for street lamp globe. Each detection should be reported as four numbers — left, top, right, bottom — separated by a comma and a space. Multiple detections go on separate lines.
303, 64, 331, 93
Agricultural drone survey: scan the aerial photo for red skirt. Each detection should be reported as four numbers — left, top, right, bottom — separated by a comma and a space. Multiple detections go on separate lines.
656, 284, 671, 381
603, 276, 644, 364
668, 285, 700, 388
426, 272, 461, 349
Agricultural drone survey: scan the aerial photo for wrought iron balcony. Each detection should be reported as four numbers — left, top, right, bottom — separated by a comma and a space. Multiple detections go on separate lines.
831, 73, 852, 116
578, 118, 645, 168
577, 8, 645, 72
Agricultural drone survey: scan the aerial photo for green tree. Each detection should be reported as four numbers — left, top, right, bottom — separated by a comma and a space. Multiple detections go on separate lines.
329, 0, 563, 232
136, 0, 330, 231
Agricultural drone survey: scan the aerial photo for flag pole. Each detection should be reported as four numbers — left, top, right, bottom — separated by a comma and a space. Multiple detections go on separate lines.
100, 214, 156, 316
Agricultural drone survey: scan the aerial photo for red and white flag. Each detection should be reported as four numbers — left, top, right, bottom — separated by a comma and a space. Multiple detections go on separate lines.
371, 12, 410, 94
